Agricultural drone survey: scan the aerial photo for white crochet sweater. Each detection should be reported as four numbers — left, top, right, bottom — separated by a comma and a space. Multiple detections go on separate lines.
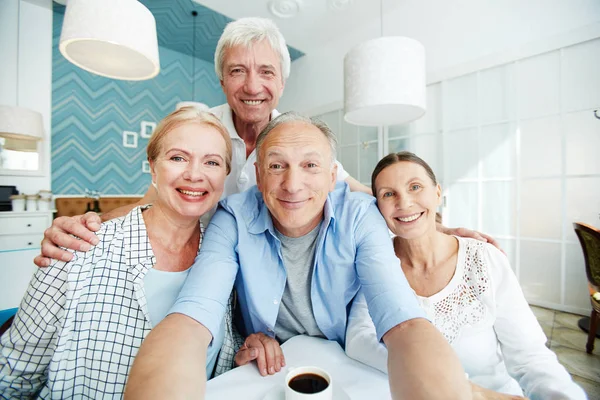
345, 237, 587, 400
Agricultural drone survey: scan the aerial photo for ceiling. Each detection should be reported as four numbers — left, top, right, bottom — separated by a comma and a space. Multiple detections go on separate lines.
194, 0, 395, 55
53, 0, 305, 63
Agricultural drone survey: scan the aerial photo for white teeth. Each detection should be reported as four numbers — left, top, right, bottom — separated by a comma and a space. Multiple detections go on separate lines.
397, 213, 420, 222
243, 100, 262, 105
179, 189, 206, 197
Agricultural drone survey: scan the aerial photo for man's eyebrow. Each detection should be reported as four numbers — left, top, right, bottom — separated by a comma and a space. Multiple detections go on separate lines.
265, 150, 325, 159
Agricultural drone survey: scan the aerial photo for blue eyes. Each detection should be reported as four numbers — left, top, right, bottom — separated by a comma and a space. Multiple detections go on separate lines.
381, 184, 422, 198
169, 157, 220, 167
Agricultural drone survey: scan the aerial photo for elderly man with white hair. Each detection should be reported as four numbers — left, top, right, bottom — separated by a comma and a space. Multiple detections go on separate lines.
34, 17, 373, 266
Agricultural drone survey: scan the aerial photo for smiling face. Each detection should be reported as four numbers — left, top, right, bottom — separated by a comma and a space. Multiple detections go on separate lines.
374, 161, 442, 240
150, 122, 228, 221
220, 40, 285, 128
256, 121, 337, 237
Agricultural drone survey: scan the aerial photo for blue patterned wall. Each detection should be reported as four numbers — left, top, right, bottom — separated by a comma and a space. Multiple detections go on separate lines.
51, 11, 226, 195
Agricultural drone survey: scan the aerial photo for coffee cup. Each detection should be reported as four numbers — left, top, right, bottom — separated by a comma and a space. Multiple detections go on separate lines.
285, 366, 332, 400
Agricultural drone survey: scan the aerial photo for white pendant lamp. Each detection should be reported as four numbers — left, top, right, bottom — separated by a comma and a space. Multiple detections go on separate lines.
343, 1, 426, 126
59, 0, 160, 81
0, 106, 44, 141
0, 1, 45, 143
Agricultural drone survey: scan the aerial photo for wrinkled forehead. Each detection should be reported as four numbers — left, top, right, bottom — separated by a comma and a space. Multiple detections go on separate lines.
224, 39, 280, 64
260, 121, 331, 160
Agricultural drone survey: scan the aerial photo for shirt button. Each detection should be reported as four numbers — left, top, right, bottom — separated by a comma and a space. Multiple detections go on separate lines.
238, 175, 248, 184
267, 327, 273, 332
273, 299, 279, 305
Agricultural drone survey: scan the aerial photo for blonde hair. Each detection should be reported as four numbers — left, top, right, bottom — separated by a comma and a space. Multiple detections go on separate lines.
147, 107, 232, 174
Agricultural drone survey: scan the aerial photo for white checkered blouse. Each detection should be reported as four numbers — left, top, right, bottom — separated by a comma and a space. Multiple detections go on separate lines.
0, 206, 241, 399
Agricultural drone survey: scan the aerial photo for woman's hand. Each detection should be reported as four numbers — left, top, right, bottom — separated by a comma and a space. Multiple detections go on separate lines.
471, 382, 528, 400
33, 212, 101, 267
234, 332, 285, 376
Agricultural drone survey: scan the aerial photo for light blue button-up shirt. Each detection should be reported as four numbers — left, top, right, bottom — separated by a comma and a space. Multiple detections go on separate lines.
171, 183, 427, 346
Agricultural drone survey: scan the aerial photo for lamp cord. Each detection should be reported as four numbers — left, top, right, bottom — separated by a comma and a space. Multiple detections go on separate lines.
191, 10, 198, 100
380, 0, 383, 37
16, 0, 21, 106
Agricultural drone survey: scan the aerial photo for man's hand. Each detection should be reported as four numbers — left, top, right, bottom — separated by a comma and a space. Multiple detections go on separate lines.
471, 382, 528, 399
33, 212, 101, 267
234, 333, 285, 376
437, 223, 503, 253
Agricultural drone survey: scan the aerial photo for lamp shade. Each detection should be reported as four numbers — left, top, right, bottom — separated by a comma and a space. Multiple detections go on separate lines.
59, 0, 160, 81
0, 105, 44, 141
344, 36, 426, 126
175, 102, 209, 111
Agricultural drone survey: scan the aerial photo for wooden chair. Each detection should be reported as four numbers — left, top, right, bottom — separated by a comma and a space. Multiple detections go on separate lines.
573, 222, 600, 354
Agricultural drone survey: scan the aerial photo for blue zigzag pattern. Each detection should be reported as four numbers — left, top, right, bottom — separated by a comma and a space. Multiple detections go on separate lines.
51, 11, 226, 195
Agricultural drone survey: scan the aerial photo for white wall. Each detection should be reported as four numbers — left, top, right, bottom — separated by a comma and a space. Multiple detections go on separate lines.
280, 0, 600, 114
0, 0, 53, 195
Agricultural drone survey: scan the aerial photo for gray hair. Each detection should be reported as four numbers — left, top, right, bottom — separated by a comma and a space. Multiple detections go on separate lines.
256, 112, 338, 166
214, 17, 291, 82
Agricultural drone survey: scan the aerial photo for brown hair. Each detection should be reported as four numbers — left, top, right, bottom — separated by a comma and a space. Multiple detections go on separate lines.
146, 107, 233, 174
371, 151, 438, 195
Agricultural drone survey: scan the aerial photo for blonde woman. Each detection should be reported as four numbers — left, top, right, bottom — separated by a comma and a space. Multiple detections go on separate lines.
0, 108, 234, 398
345, 152, 587, 400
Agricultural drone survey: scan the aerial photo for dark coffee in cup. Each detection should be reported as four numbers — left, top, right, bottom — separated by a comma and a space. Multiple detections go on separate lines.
288, 373, 329, 394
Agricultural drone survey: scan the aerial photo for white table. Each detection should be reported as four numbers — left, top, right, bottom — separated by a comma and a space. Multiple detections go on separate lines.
206, 335, 391, 400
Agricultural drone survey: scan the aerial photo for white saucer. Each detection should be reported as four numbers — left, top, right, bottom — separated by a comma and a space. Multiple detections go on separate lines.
262, 385, 350, 400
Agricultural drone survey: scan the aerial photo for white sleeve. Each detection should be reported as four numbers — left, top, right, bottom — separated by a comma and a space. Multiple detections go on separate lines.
344, 291, 389, 374
486, 245, 587, 400
334, 159, 350, 181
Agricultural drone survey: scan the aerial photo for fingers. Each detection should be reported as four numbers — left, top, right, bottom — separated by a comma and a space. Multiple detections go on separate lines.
37, 215, 100, 265
458, 227, 486, 242
33, 255, 51, 268
479, 232, 506, 254
261, 336, 280, 375
39, 237, 74, 263
65, 215, 100, 246
47, 216, 99, 250
234, 345, 258, 366
241, 333, 285, 376
80, 212, 102, 233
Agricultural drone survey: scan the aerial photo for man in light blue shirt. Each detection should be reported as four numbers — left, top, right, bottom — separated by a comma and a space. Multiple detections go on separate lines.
125, 112, 472, 400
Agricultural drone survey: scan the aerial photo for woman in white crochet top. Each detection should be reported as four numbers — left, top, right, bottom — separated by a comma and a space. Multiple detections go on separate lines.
345, 151, 586, 400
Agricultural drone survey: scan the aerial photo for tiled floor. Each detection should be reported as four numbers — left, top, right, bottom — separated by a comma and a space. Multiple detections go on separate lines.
531, 305, 600, 399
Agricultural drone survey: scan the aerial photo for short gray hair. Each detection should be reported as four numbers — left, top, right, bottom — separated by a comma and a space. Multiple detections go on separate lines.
256, 112, 338, 166
214, 17, 291, 82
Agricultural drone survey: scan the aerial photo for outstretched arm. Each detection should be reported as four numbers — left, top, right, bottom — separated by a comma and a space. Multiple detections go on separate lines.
384, 318, 472, 400
345, 294, 522, 399
125, 314, 212, 400
126, 207, 240, 398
